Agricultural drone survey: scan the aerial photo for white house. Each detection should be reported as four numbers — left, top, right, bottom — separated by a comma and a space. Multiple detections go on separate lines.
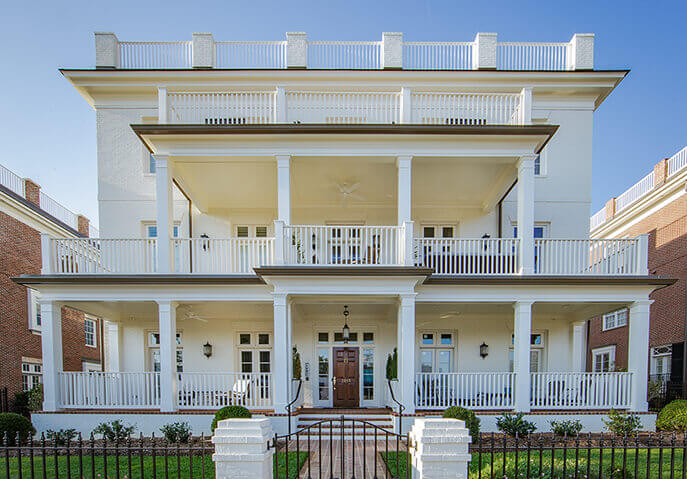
18, 31, 671, 434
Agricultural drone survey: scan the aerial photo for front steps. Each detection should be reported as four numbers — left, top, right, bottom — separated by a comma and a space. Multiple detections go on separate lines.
295, 408, 396, 438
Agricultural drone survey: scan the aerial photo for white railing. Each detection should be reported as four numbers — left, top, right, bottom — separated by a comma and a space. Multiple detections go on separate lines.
39, 192, 78, 229
285, 91, 400, 124
284, 225, 403, 265
615, 172, 655, 213
308, 41, 381, 69
119, 41, 192, 68
534, 238, 641, 275
215, 41, 286, 69
411, 92, 522, 125
414, 238, 519, 275
403, 42, 472, 70
0, 164, 25, 197
177, 372, 272, 409
167, 91, 276, 124
59, 372, 160, 409
173, 238, 274, 274
590, 208, 606, 231
415, 372, 515, 410
46, 238, 157, 274
497, 42, 569, 70
668, 146, 687, 178
531, 372, 632, 409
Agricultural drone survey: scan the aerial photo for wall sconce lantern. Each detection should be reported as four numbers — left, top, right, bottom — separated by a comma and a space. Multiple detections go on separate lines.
203, 341, 213, 358
342, 305, 350, 343
479, 342, 489, 359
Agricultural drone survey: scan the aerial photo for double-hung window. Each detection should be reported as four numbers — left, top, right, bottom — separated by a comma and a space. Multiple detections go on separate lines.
592, 346, 616, 372
602, 309, 628, 331
419, 332, 455, 373
84, 316, 97, 348
22, 360, 42, 392
237, 333, 272, 374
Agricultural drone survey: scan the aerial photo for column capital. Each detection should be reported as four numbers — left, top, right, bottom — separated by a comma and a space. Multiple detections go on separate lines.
399, 293, 416, 306
152, 154, 171, 168
156, 300, 178, 310
513, 300, 534, 310
273, 293, 288, 306
396, 156, 412, 168
517, 155, 538, 169
276, 155, 291, 167
630, 299, 653, 310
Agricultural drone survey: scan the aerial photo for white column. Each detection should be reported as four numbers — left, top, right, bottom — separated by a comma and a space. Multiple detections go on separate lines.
628, 300, 651, 412
397, 294, 416, 415
519, 87, 532, 125
513, 301, 533, 412
157, 87, 168, 123
571, 321, 587, 372
399, 87, 412, 123
106, 321, 122, 371
275, 87, 286, 123
403, 221, 414, 266
154, 155, 174, 274
517, 155, 536, 274
274, 220, 285, 264
273, 294, 291, 411
40, 300, 62, 412
637, 233, 649, 275
276, 155, 291, 224
397, 156, 412, 225
157, 300, 178, 412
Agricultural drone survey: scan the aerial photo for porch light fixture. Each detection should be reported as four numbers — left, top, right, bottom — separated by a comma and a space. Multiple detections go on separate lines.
203, 341, 213, 358
342, 305, 351, 343
479, 342, 489, 359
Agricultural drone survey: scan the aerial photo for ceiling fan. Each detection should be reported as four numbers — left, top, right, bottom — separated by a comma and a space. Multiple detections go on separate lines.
181, 309, 209, 323
335, 181, 365, 206
439, 311, 461, 319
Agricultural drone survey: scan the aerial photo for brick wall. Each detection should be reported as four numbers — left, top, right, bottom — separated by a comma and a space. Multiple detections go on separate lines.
588, 193, 687, 370
0, 210, 102, 401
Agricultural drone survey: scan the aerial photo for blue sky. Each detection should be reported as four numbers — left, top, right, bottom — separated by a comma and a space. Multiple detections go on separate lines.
1, 0, 685, 225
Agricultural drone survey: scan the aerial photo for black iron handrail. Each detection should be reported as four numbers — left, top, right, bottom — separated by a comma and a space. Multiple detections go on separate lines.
285, 378, 303, 435
387, 378, 405, 432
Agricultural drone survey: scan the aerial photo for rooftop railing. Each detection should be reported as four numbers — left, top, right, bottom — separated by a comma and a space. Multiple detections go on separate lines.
0, 163, 25, 197
39, 191, 79, 230
95, 32, 594, 71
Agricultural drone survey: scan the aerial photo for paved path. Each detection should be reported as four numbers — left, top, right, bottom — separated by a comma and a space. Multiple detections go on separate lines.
283, 436, 407, 479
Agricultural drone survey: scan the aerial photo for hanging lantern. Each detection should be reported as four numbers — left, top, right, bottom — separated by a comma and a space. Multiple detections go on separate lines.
342, 305, 350, 343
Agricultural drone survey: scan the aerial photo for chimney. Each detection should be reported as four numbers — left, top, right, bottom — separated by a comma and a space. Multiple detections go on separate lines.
605, 197, 616, 221
77, 215, 90, 237
23, 179, 41, 207
653, 158, 669, 187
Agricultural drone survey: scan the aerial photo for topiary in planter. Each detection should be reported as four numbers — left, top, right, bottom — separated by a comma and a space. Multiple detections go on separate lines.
443, 406, 480, 443
657, 399, 687, 431
211, 405, 252, 432
0, 413, 35, 445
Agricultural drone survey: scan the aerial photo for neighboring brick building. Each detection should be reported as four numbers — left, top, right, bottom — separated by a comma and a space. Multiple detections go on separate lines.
589, 147, 687, 392
0, 164, 102, 406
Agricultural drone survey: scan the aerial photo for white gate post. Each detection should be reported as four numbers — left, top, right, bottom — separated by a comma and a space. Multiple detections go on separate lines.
410, 418, 471, 479
213, 418, 274, 479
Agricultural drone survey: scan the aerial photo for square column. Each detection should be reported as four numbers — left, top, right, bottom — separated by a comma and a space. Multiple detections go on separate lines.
397, 294, 416, 414
154, 155, 175, 273
517, 155, 537, 274
157, 300, 178, 412
40, 300, 62, 412
273, 294, 291, 412
397, 156, 412, 225
276, 155, 291, 224
628, 300, 651, 412
571, 321, 587, 372
106, 321, 122, 371
513, 301, 533, 412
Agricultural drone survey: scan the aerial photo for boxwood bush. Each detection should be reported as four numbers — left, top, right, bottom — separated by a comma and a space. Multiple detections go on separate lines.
657, 399, 687, 431
0, 413, 35, 445
443, 406, 480, 443
211, 405, 252, 432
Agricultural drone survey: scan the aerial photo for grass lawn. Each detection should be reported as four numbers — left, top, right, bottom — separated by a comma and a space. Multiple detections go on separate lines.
1, 451, 306, 479
383, 448, 687, 479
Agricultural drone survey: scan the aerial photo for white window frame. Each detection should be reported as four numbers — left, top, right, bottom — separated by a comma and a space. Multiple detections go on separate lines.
143, 222, 180, 238
235, 225, 270, 238
650, 345, 672, 376
509, 332, 547, 373
21, 358, 42, 392
236, 332, 273, 374
602, 309, 628, 331
27, 289, 42, 332
419, 331, 456, 373
84, 316, 97, 348
534, 149, 547, 177
419, 225, 457, 239
592, 345, 616, 372
146, 331, 183, 372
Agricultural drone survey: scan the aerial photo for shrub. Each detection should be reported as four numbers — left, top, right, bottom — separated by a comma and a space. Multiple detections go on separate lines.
657, 399, 687, 431
211, 405, 252, 432
160, 422, 191, 443
28, 384, 43, 412
603, 409, 641, 436
92, 420, 135, 441
0, 413, 35, 445
495, 413, 536, 436
443, 407, 480, 443
11, 392, 30, 417
46, 429, 78, 446
550, 419, 583, 436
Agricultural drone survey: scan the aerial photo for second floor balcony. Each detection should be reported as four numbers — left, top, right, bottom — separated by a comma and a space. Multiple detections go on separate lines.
41, 226, 648, 277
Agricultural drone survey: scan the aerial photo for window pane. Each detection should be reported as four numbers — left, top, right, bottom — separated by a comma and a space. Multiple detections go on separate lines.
420, 350, 433, 372
241, 351, 253, 373
442, 227, 453, 238
258, 334, 269, 345
440, 333, 452, 345
148, 154, 156, 173
422, 333, 434, 345
534, 155, 541, 176
318, 332, 329, 343
423, 227, 435, 238
348, 332, 358, 343
437, 350, 452, 373
259, 351, 271, 372
334, 332, 344, 343
239, 333, 251, 345
147, 226, 157, 238
318, 349, 329, 400
149, 333, 160, 346
237, 226, 249, 237
363, 349, 374, 400
363, 332, 374, 343
531, 334, 542, 346
255, 226, 268, 237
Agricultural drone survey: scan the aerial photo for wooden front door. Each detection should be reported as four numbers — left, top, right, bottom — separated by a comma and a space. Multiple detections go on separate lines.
333, 347, 359, 407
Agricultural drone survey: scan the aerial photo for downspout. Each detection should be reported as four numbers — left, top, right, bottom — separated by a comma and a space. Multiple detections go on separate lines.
497, 180, 518, 237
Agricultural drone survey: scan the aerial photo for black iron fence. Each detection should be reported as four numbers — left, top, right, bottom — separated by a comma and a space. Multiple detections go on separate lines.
1, 432, 214, 478
649, 374, 684, 411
